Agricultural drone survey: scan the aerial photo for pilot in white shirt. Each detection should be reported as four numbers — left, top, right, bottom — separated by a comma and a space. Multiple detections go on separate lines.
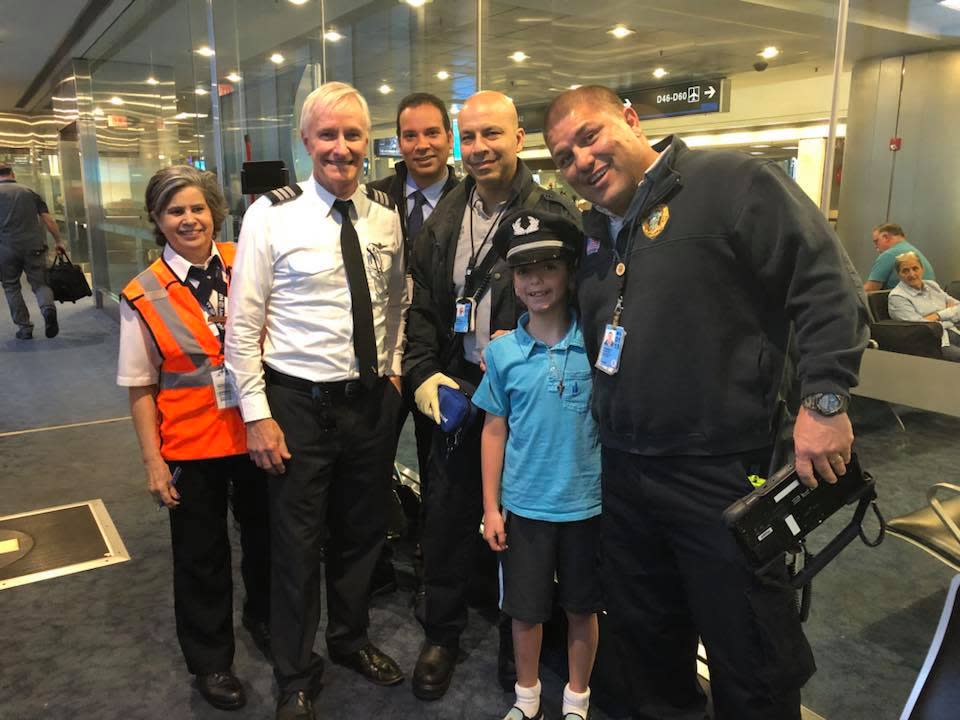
223, 82, 408, 717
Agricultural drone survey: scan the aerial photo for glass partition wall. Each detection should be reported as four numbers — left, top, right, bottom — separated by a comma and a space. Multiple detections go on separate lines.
50, 0, 960, 300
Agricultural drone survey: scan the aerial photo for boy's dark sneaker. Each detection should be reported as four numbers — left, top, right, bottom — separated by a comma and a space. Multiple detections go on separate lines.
15, 327, 33, 340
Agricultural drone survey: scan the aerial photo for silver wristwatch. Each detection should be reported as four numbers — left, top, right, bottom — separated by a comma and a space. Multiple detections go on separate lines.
801, 392, 849, 417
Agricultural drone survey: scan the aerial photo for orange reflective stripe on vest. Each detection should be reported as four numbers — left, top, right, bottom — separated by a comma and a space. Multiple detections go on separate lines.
122, 242, 246, 461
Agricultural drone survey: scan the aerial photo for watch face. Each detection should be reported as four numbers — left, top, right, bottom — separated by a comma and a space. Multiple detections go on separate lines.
818, 393, 842, 415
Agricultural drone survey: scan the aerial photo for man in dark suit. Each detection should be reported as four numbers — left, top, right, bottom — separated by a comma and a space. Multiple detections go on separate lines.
403, 90, 578, 700
368, 94, 459, 594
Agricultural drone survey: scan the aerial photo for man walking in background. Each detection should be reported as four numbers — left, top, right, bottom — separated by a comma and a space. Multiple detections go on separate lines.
0, 164, 65, 340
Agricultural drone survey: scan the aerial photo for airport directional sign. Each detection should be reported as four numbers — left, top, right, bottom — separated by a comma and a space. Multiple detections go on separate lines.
624, 79, 727, 120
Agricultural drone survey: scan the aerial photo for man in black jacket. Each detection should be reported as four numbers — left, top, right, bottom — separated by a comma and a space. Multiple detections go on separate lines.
369, 93, 459, 505
404, 90, 577, 701
544, 85, 868, 720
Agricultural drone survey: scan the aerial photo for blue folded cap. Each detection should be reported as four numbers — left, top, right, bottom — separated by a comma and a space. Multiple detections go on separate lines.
438, 384, 479, 435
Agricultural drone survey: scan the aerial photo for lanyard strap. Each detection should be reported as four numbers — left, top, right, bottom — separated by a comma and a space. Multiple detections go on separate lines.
203, 290, 226, 345
610, 215, 641, 327
466, 187, 509, 279
608, 173, 677, 327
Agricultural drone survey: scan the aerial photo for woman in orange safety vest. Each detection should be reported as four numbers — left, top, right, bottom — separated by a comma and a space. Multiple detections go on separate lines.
116, 165, 269, 711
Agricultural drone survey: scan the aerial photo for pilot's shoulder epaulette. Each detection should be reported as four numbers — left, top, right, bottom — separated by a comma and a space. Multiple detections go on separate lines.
364, 184, 395, 210
265, 184, 303, 205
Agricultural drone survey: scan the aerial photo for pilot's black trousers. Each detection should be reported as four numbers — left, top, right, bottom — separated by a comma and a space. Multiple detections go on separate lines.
265, 374, 400, 695
601, 446, 815, 720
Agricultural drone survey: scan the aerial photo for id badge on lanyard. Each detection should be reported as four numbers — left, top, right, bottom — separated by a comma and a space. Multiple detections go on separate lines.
595, 264, 629, 375
205, 290, 238, 408
211, 365, 240, 409
595, 323, 626, 375
454, 297, 476, 333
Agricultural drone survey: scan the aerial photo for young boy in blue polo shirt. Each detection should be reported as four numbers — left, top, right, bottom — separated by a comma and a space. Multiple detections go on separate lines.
473, 209, 601, 720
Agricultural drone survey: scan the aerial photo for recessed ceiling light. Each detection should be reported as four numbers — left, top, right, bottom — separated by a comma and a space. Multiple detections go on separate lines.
759, 46, 780, 60
270, 53, 285, 64
652, 67, 668, 79
288, 0, 308, 4
195, 87, 208, 95
195, 46, 214, 57
569, 84, 581, 90
324, 30, 343, 42
93, 107, 104, 116
379, 84, 393, 94
608, 24, 634, 39
401, 0, 429, 7
509, 51, 529, 62
226, 72, 241, 83
940, 0, 960, 10
750, 151, 764, 155
783, 145, 798, 150
436, 70, 450, 80
146, 77, 159, 86
752, 144, 771, 148
110, 96, 124, 105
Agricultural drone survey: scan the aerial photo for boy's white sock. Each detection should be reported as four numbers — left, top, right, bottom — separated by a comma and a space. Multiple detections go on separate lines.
514, 679, 541, 718
562, 683, 590, 719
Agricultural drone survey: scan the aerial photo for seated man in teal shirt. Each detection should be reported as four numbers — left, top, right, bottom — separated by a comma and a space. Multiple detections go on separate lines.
864, 223, 935, 291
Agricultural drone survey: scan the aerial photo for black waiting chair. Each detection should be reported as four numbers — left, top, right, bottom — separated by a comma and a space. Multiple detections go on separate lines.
887, 483, 960, 571
899, 573, 960, 719
866, 290, 944, 359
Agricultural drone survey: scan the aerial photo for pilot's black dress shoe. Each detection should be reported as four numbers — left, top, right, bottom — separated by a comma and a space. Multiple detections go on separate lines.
276, 690, 314, 719
196, 670, 246, 710
242, 612, 272, 661
330, 643, 404, 686
412, 642, 457, 700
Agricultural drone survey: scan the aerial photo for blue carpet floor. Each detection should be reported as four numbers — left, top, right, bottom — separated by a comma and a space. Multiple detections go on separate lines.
0, 294, 956, 719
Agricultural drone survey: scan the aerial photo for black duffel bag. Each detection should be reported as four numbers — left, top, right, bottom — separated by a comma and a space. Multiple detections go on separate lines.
49, 252, 92, 303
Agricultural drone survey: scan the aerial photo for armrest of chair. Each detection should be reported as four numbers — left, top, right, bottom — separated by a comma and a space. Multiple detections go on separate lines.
870, 320, 943, 359
928, 483, 960, 546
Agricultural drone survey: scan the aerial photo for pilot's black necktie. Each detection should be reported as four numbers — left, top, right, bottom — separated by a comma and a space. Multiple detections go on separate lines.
332, 199, 377, 387
407, 190, 427, 242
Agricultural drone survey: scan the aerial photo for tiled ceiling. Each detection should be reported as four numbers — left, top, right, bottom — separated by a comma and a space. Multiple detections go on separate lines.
16, 0, 960, 130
